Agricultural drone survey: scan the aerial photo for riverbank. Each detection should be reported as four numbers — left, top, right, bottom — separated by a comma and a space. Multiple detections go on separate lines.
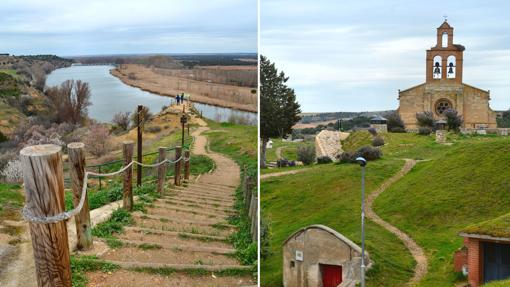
110, 64, 257, 113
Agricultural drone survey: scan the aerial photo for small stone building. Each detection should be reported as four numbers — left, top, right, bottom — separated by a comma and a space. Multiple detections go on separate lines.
398, 20, 497, 130
458, 213, 510, 286
370, 115, 388, 133
283, 225, 370, 287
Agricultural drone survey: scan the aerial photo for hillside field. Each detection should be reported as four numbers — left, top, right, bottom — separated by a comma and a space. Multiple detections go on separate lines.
261, 130, 510, 286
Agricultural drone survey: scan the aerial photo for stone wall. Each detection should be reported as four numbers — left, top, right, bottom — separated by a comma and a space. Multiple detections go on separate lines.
314, 130, 349, 161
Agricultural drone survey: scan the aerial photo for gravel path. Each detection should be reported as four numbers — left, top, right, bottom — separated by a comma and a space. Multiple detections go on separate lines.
366, 159, 428, 286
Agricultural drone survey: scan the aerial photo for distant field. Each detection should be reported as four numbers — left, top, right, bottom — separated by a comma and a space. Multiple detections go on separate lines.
0, 69, 17, 77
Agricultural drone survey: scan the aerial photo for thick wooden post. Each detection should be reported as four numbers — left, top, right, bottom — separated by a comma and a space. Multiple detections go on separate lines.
251, 197, 258, 242
174, 146, 182, 186
157, 147, 167, 195
137, 105, 143, 187
123, 141, 134, 211
20, 144, 72, 287
67, 142, 93, 251
184, 150, 190, 181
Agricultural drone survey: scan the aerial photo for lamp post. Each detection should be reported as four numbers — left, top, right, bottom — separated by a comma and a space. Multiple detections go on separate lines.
356, 156, 367, 287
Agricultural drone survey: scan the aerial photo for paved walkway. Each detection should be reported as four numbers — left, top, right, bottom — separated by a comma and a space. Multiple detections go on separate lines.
366, 159, 428, 286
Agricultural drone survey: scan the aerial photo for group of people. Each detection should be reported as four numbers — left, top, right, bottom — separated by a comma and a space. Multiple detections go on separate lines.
176, 93, 185, 105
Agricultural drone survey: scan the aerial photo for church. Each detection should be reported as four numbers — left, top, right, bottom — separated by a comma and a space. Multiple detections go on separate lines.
398, 21, 497, 130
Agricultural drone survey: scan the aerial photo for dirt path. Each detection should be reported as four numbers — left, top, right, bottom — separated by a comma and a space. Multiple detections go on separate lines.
260, 168, 308, 180
89, 118, 252, 286
365, 159, 427, 286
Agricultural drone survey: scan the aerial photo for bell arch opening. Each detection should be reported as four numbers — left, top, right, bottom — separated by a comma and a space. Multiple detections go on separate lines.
433, 55, 442, 79
442, 32, 448, 48
447, 55, 456, 79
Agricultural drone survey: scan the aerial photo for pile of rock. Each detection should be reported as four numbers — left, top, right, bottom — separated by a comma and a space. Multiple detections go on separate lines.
315, 130, 350, 161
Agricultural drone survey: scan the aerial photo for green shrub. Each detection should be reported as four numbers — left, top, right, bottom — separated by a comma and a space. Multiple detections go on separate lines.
386, 111, 405, 132
418, 127, 432, 135
316, 156, 332, 164
444, 109, 463, 131
92, 208, 133, 238
372, 136, 385, 147
367, 127, 378, 136
297, 146, 315, 165
355, 146, 382, 161
416, 111, 434, 128
338, 151, 355, 163
389, 127, 406, 133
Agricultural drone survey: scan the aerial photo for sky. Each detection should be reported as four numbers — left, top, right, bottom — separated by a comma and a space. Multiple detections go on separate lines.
261, 0, 510, 112
0, 0, 257, 56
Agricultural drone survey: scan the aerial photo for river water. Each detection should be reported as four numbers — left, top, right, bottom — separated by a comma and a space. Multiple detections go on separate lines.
46, 65, 256, 125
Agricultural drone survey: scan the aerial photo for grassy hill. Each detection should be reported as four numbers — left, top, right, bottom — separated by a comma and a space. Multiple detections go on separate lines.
374, 135, 510, 286
262, 130, 510, 286
261, 159, 415, 286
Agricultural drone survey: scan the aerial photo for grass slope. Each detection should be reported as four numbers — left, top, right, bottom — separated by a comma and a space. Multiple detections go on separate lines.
374, 136, 510, 286
261, 160, 415, 286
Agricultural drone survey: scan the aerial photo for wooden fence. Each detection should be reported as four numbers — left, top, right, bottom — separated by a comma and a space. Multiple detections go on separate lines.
20, 142, 190, 287
242, 166, 257, 242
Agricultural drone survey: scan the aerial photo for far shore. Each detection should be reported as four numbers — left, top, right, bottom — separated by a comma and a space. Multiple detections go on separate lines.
110, 65, 257, 113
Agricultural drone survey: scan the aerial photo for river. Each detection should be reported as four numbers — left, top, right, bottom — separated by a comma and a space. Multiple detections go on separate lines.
46, 65, 256, 125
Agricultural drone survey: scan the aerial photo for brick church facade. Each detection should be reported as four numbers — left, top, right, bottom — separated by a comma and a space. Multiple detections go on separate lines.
398, 21, 497, 130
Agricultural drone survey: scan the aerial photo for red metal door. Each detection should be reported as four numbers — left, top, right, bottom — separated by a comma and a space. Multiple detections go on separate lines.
321, 264, 342, 287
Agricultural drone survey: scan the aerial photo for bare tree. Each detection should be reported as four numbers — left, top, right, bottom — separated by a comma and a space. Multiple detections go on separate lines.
84, 124, 111, 158
112, 111, 131, 131
45, 80, 91, 124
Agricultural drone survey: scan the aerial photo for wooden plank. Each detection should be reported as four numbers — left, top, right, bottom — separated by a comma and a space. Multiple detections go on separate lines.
20, 144, 72, 287
157, 147, 167, 195
67, 142, 93, 251
123, 141, 134, 211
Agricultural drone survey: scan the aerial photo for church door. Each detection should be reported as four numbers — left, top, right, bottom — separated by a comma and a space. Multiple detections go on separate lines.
320, 264, 342, 287
484, 242, 510, 283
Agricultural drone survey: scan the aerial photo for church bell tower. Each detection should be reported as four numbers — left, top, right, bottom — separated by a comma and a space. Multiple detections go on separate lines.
425, 20, 464, 84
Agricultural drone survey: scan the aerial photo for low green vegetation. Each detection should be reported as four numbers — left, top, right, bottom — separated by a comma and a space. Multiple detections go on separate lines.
265, 138, 314, 162
131, 266, 252, 277
0, 72, 20, 98
484, 279, 510, 286
92, 208, 133, 248
373, 135, 510, 286
70, 255, 119, 287
205, 121, 258, 269
0, 183, 23, 221
261, 159, 415, 286
263, 129, 510, 286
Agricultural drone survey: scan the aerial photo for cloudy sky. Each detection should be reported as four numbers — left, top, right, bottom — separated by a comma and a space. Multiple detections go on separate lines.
262, 0, 510, 112
0, 0, 257, 56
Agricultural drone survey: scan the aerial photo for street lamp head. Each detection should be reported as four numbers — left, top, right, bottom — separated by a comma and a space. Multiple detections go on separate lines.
355, 157, 367, 167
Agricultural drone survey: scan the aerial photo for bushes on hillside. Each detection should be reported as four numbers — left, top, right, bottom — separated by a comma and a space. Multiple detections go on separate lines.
444, 109, 463, 131
131, 105, 153, 128
112, 112, 130, 131
84, 124, 111, 158
297, 146, 315, 165
367, 127, 378, 136
317, 156, 332, 164
0, 159, 23, 183
372, 136, 385, 147
386, 111, 405, 132
418, 127, 432, 135
416, 111, 434, 128
338, 146, 382, 163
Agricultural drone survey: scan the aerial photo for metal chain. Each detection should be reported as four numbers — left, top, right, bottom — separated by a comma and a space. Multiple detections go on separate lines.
22, 154, 187, 224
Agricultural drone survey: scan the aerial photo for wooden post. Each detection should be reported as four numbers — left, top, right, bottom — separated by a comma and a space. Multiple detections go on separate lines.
174, 146, 182, 186
98, 165, 102, 190
184, 150, 190, 181
137, 105, 143, 187
68, 142, 93, 251
157, 147, 167, 195
20, 144, 72, 287
123, 141, 134, 211
251, 198, 258, 242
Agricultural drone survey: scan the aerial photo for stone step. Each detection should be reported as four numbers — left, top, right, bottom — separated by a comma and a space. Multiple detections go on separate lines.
144, 206, 221, 221
151, 203, 228, 218
124, 226, 228, 242
163, 192, 234, 206
174, 185, 235, 197
134, 213, 235, 229
135, 220, 231, 238
104, 260, 251, 272
189, 182, 237, 191
167, 188, 235, 203
158, 198, 236, 214
119, 239, 236, 255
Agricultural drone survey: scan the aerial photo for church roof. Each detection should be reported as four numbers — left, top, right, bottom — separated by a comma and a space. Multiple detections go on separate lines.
438, 20, 452, 29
